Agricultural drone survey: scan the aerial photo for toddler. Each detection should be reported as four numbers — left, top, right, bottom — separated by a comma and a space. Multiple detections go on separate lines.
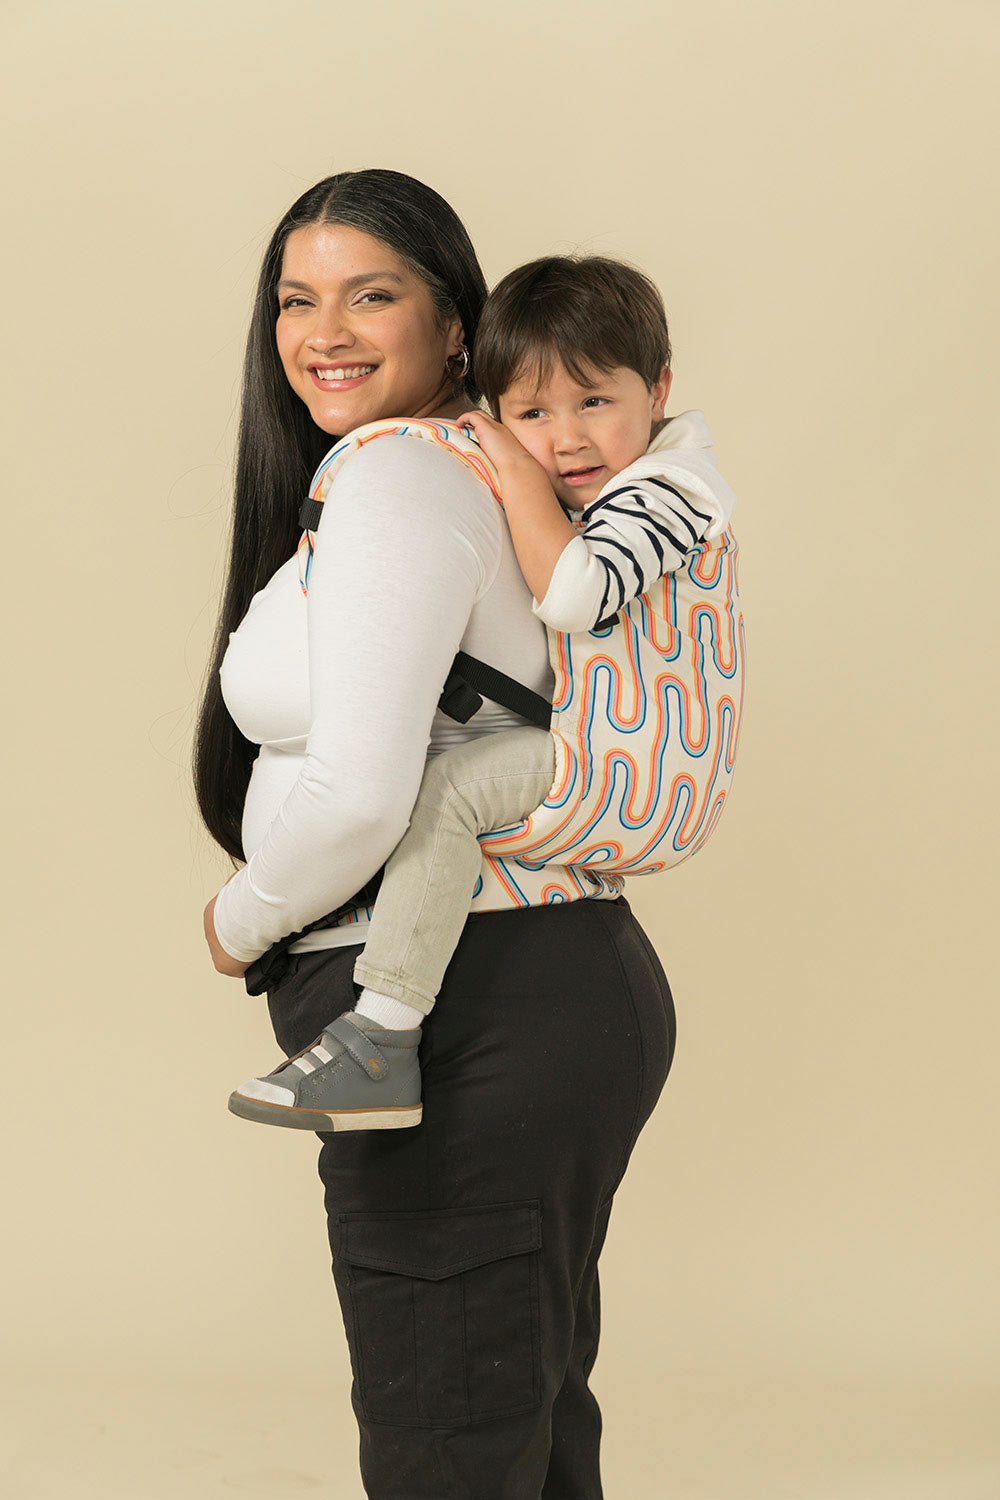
229, 254, 740, 1131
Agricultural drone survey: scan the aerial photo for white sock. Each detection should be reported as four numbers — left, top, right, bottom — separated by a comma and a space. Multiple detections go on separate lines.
354, 988, 425, 1031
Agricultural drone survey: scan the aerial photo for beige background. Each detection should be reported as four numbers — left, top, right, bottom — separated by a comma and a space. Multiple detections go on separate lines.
3, 0, 998, 1496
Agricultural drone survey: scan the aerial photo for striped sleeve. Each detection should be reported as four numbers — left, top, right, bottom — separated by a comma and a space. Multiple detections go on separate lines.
532, 474, 716, 634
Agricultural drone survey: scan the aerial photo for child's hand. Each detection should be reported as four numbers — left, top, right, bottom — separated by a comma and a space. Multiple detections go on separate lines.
457, 410, 543, 480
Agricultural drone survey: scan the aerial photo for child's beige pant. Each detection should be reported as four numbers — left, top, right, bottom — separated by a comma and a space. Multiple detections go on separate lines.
352, 725, 557, 1014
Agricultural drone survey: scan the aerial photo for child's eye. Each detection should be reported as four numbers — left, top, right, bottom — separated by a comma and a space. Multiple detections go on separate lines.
582, 396, 608, 408
518, 408, 543, 421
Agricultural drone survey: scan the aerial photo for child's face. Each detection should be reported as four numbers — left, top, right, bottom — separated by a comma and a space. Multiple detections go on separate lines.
498, 359, 672, 510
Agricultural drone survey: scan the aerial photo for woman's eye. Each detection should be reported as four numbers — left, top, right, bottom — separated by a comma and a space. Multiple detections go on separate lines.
279, 291, 392, 311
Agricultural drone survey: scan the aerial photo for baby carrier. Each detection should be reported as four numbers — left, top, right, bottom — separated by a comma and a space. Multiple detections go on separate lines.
243, 416, 744, 995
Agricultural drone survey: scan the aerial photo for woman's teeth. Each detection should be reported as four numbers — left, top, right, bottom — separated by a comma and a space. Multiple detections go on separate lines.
314, 365, 376, 381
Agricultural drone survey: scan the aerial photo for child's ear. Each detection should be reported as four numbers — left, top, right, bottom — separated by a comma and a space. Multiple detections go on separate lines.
651, 365, 673, 421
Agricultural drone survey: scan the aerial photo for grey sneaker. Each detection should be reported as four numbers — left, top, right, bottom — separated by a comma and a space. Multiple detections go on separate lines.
228, 1012, 422, 1132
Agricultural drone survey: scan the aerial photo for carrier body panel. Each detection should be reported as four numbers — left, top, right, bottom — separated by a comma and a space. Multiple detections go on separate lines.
297, 417, 744, 921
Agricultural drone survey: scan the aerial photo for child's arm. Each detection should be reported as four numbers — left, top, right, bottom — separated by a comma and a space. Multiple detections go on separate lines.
558, 472, 718, 630
459, 411, 721, 633
458, 409, 589, 594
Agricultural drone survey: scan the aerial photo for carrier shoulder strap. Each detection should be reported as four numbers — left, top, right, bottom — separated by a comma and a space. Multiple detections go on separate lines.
299, 418, 553, 732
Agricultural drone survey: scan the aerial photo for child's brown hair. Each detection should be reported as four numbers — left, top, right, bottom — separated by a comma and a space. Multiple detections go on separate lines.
472, 254, 671, 415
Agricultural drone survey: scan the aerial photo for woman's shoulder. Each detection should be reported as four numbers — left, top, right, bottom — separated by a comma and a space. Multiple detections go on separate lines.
335, 420, 494, 479
322, 428, 504, 590
331, 428, 502, 527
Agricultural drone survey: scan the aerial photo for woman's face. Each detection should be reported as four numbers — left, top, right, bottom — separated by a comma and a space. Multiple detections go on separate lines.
275, 223, 464, 437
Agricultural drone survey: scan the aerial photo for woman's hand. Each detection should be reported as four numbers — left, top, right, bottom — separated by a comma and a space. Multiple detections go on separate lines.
457, 409, 545, 482
203, 891, 252, 977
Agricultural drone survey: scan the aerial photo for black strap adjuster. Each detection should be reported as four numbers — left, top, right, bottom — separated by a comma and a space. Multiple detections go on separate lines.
299, 496, 324, 530
439, 670, 484, 724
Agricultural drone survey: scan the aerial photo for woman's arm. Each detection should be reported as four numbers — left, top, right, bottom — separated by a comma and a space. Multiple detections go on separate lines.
211, 438, 502, 963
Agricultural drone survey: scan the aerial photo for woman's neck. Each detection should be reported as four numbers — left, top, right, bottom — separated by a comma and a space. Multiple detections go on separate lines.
325, 384, 476, 445
413, 372, 477, 425
433, 395, 475, 422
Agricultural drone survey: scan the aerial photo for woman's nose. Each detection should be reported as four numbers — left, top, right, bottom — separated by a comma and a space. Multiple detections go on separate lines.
304, 304, 355, 350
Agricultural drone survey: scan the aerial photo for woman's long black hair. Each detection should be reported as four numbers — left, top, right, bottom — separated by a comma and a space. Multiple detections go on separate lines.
193, 169, 489, 865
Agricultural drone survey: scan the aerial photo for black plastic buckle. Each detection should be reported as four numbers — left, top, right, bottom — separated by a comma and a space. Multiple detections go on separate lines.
243, 947, 290, 997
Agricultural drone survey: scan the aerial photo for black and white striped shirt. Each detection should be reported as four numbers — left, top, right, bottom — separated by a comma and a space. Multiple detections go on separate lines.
533, 471, 726, 634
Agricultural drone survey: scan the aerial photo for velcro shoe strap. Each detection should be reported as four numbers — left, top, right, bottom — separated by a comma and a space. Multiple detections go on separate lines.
325, 1015, 390, 1081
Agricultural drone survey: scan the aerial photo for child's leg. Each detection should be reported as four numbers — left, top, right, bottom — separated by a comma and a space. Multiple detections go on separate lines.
353, 725, 557, 1016
227, 727, 557, 1135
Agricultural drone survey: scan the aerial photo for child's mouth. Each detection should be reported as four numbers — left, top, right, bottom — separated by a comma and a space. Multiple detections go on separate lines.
562, 466, 603, 486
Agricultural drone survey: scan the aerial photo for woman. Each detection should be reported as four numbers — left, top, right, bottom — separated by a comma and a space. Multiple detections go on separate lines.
194, 167, 676, 1499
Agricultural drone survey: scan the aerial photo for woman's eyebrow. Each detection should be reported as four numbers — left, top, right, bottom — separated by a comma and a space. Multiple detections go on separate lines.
277, 271, 406, 292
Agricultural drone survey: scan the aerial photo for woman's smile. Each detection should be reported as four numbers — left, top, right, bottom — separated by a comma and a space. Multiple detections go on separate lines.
276, 223, 463, 437
307, 363, 379, 390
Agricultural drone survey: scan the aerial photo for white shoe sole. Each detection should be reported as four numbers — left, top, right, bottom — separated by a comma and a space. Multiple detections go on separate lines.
228, 1091, 422, 1132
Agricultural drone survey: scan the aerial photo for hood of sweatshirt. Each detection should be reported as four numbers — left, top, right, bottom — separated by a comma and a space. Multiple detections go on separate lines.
586, 407, 738, 540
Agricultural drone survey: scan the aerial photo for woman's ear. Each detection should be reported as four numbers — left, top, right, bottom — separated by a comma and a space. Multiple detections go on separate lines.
446, 314, 466, 360
651, 365, 673, 421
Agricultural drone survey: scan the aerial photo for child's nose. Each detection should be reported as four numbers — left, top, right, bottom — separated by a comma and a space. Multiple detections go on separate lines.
554, 422, 588, 453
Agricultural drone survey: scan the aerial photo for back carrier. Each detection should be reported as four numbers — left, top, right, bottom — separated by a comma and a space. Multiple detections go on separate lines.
243, 417, 744, 994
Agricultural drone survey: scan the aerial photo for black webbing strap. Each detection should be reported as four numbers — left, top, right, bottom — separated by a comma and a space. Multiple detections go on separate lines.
299, 496, 323, 530
441, 651, 551, 730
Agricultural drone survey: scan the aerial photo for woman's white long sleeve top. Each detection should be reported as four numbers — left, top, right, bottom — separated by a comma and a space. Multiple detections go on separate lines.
213, 437, 555, 962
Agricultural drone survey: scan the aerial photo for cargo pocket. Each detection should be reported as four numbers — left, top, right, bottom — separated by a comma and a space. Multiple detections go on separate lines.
333, 1199, 542, 1428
